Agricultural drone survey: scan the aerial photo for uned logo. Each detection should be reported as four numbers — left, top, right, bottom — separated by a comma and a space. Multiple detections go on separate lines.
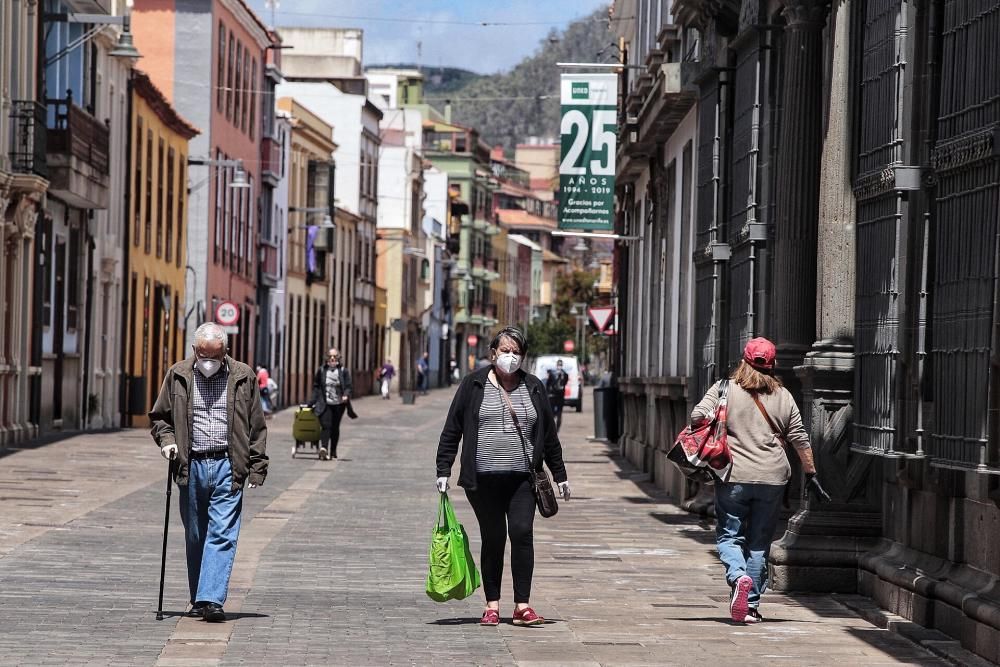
571, 82, 589, 99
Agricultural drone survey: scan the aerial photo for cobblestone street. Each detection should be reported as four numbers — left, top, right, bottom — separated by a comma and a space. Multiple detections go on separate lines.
0, 387, 947, 666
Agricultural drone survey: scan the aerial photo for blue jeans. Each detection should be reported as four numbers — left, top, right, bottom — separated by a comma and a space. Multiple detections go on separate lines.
178, 457, 243, 606
714, 482, 784, 608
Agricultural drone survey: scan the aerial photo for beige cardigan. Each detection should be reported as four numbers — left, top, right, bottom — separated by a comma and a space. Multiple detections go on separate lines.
691, 381, 811, 485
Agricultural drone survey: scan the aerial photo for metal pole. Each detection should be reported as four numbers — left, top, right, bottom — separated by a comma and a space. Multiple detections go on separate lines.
155, 455, 174, 620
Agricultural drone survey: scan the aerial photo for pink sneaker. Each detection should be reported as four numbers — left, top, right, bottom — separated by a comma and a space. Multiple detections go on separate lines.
512, 607, 544, 626
730, 575, 752, 622
480, 608, 500, 626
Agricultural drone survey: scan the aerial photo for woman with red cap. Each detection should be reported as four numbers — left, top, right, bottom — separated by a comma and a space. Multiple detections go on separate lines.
690, 336, 830, 624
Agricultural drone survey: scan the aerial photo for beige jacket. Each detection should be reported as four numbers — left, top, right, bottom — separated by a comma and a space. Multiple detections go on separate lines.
149, 356, 268, 491
691, 381, 810, 485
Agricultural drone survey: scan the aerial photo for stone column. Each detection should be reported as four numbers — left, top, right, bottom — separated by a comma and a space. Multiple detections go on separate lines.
770, 0, 830, 372
769, 0, 882, 593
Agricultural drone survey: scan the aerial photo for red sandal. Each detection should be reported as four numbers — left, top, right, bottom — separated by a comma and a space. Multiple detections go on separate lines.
480, 608, 500, 626
512, 607, 544, 626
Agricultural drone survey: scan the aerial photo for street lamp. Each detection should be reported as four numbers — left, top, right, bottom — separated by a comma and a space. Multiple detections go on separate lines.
288, 206, 335, 229
186, 157, 251, 192
44, 2, 142, 64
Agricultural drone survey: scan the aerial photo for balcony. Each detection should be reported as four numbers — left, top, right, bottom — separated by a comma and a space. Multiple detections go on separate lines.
261, 136, 282, 186
45, 96, 110, 209
617, 61, 698, 185
9, 100, 48, 179
471, 256, 486, 279
484, 258, 501, 282
258, 241, 280, 287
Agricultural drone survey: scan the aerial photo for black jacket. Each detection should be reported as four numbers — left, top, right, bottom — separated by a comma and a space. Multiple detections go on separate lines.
311, 365, 353, 417
436, 365, 568, 490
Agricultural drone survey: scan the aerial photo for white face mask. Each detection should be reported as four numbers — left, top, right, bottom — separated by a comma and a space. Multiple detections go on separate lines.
197, 358, 222, 378
495, 352, 521, 374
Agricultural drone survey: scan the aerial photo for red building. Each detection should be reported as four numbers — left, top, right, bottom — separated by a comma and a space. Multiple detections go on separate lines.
132, 0, 276, 362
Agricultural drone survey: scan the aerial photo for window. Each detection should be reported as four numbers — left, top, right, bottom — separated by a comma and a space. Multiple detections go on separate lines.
249, 59, 257, 140
214, 148, 223, 264
166, 147, 175, 263
241, 49, 250, 134
177, 155, 185, 268
134, 116, 143, 246
156, 138, 164, 258
68, 224, 81, 330
226, 34, 235, 119
234, 41, 242, 128
145, 130, 153, 254
216, 22, 225, 111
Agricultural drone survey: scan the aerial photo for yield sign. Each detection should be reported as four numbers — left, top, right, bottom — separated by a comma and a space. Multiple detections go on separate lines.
587, 306, 615, 333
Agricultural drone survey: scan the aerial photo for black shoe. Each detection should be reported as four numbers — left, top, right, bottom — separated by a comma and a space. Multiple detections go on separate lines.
187, 602, 206, 618
202, 602, 226, 622
744, 608, 764, 624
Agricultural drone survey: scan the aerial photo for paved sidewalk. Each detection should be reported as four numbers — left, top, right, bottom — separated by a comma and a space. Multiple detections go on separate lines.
0, 386, 944, 666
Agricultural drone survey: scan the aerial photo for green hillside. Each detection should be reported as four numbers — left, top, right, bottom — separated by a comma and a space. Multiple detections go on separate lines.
424, 6, 613, 151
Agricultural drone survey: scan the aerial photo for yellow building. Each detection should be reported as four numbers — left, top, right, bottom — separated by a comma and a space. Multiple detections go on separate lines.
124, 71, 199, 426
278, 97, 336, 405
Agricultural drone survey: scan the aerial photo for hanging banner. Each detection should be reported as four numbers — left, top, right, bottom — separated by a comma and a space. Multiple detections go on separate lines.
558, 73, 617, 231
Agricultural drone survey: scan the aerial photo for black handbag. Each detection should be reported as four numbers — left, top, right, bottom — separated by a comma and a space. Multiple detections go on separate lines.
498, 381, 559, 518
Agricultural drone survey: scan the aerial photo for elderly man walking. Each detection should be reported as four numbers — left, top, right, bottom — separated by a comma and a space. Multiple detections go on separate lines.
149, 322, 268, 622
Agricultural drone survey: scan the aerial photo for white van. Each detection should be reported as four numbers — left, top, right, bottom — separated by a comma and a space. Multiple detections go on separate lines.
530, 355, 583, 412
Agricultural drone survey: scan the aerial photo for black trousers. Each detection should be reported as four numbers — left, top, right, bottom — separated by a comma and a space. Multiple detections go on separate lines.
319, 403, 347, 455
465, 473, 535, 603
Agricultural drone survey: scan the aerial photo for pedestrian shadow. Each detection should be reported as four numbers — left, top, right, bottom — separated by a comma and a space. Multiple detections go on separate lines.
428, 617, 564, 626
427, 617, 484, 625
667, 615, 808, 624
152, 611, 270, 620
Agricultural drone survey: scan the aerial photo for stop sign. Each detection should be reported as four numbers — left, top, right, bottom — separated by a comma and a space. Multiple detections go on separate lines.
467, 334, 478, 347
563, 339, 575, 353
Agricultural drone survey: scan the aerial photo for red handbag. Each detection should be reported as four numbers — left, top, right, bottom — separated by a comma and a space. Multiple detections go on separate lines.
667, 380, 732, 482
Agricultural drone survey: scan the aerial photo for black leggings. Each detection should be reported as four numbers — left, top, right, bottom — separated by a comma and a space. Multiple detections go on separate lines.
465, 473, 535, 603
319, 404, 347, 454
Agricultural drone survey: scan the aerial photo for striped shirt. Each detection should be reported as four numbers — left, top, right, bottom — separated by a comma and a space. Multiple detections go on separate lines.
476, 380, 537, 474
191, 365, 229, 453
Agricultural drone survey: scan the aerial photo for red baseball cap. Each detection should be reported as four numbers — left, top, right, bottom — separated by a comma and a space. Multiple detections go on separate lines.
744, 337, 776, 369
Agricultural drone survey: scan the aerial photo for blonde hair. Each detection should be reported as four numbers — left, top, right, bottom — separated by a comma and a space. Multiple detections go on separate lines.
730, 360, 783, 394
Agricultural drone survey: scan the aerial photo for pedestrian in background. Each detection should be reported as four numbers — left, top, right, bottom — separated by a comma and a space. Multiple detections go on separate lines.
436, 326, 570, 627
417, 351, 430, 395
256, 366, 272, 417
545, 360, 569, 432
690, 337, 830, 624
312, 348, 352, 460
379, 358, 395, 400
149, 322, 268, 622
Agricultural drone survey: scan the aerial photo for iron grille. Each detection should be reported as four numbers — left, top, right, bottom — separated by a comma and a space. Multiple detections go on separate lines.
937, 0, 1000, 141
857, 0, 904, 175
928, 161, 1000, 468
8, 100, 48, 179
853, 193, 902, 455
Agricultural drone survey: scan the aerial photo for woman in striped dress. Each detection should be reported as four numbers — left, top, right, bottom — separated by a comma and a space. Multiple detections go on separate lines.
436, 327, 570, 626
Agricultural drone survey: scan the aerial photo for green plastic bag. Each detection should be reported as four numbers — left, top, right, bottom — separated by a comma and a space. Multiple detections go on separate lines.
426, 492, 481, 602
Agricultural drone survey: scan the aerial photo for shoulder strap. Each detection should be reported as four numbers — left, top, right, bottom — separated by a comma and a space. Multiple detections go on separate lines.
751, 391, 783, 439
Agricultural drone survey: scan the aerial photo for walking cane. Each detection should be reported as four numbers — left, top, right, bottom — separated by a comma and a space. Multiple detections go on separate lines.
155, 453, 175, 620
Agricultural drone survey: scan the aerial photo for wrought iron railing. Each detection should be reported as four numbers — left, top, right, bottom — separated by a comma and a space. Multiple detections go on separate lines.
46, 95, 110, 175
9, 100, 48, 178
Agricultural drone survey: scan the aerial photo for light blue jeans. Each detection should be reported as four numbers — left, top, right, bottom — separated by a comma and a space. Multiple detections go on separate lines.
178, 456, 243, 606
714, 482, 785, 608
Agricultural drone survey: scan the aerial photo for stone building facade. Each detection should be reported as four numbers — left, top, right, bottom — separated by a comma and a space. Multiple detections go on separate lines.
612, 0, 1000, 659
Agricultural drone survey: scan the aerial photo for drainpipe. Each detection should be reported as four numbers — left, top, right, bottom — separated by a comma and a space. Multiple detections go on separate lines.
119, 71, 134, 427
81, 228, 95, 429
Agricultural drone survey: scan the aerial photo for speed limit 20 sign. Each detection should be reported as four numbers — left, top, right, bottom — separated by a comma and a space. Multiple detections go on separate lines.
558, 73, 618, 231
215, 301, 240, 326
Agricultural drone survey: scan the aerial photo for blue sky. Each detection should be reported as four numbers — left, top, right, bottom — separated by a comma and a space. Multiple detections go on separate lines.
245, 0, 610, 74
